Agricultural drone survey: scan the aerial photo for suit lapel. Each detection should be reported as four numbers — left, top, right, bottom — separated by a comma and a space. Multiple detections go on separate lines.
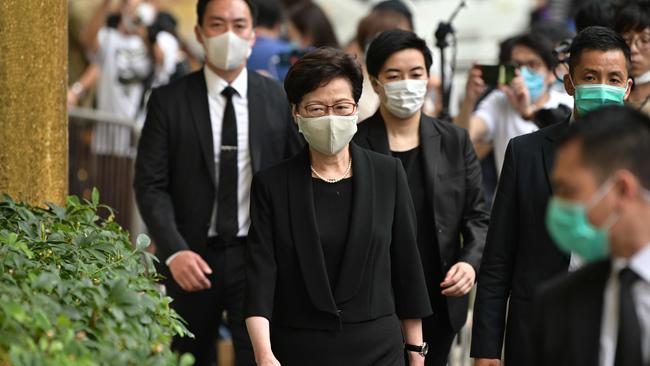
288, 148, 338, 315
333, 143, 375, 304
419, 116, 441, 223
542, 119, 570, 194
365, 111, 391, 154
188, 70, 217, 187
247, 71, 266, 173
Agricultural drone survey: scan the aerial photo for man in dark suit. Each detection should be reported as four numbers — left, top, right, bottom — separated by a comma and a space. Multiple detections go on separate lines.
133, 0, 301, 365
353, 29, 489, 366
532, 105, 650, 366
471, 26, 633, 366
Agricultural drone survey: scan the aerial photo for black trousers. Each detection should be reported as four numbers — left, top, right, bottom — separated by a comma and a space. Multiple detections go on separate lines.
422, 307, 457, 366
166, 242, 255, 366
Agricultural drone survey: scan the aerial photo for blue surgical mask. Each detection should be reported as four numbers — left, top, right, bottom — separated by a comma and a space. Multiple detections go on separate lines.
521, 67, 546, 103
545, 179, 619, 262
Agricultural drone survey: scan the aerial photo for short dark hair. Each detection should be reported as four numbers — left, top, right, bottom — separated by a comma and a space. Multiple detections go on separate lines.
284, 47, 363, 105
197, 0, 258, 26
287, 2, 339, 48
372, 0, 414, 31
573, 0, 616, 33
510, 33, 557, 70
250, 0, 283, 29
614, 0, 650, 34
568, 26, 631, 76
558, 105, 650, 188
365, 29, 432, 79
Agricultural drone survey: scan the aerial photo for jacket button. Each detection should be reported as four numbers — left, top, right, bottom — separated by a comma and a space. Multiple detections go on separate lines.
337, 309, 342, 314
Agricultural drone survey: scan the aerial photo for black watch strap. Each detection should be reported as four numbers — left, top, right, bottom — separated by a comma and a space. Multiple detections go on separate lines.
405, 342, 428, 357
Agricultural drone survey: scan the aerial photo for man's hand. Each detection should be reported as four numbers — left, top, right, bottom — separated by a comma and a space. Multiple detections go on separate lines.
500, 72, 534, 119
168, 250, 212, 292
464, 66, 488, 107
474, 358, 501, 366
441, 262, 476, 296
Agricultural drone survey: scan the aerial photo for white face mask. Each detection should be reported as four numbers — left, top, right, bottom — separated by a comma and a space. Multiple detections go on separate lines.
380, 79, 428, 119
201, 30, 252, 71
296, 114, 358, 156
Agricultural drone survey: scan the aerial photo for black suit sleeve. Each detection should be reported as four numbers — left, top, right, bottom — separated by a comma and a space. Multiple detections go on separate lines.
471, 139, 519, 359
134, 89, 189, 262
457, 129, 489, 272
244, 173, 277, 320
391, 159, 433, 319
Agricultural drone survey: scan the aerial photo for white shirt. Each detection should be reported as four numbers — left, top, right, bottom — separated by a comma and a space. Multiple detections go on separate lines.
599, 244, 650, 366
204, 67, 252, 239
475, 89, 574, 176
165, 67, 253, 266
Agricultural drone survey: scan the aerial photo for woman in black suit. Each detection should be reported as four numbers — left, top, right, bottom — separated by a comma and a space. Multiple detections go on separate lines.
244, 47, 432, 366
353, 29, 489, 366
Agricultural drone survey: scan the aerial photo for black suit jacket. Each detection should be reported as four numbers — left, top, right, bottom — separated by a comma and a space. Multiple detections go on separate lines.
353, 111, 489, 331
134, 69, 302, 267
471, 120, 571, 363
245, 143, 433, 331
530, 260, 610, 366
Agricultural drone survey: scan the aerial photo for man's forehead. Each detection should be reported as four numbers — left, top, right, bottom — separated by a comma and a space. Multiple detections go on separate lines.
575, 49, 627, 69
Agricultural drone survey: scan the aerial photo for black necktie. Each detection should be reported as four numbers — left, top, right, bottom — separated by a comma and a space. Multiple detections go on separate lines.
614, 267, 643, 366
216, 86, 238, 242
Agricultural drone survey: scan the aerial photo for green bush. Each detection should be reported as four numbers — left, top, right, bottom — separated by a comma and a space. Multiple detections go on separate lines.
0, 190, 194, 366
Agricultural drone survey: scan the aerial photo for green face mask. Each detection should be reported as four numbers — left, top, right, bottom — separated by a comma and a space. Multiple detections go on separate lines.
574, 84, 627, 116
545, 180, 618, 262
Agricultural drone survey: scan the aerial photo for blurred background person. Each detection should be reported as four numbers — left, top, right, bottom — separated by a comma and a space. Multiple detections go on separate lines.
471, 26, 632, 366
354, 29, 489, 366
455, 32, 573, 177
533, 106, 650, 366
350, 5, 412, 121
286, 1, 339, 49
245, 47, 431, 366
247, 0, 292, 80
615, 0, 650, 116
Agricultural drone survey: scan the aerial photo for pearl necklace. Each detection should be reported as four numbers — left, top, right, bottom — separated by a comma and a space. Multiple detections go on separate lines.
311, 158, 352, 183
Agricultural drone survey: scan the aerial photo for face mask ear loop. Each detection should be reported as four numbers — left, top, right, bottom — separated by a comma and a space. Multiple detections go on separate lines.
586, 178, 620, 231
586, 178, 614, 210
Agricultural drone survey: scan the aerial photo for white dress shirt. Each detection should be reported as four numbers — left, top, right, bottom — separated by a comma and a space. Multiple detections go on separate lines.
599, 244, 650, 366
166, 67, 253, 266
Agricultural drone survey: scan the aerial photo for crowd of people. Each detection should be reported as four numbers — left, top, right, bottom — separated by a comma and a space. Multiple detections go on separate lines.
70, 0, 650, 365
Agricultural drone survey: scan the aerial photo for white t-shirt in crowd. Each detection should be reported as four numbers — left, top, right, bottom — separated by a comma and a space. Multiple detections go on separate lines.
92, 27, 151, 157
475, 89, 574, 176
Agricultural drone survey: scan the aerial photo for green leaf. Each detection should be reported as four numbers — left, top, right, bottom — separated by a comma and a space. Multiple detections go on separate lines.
91, 188, 99, 206
135, 234, 151, 251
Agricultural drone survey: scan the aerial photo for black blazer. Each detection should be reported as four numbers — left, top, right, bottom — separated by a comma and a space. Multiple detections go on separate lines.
245, 143, 433, 331
530, 260, 610, 366
134, 69, 302, 265
353, 111, 489, 331
471, 120, 571, 363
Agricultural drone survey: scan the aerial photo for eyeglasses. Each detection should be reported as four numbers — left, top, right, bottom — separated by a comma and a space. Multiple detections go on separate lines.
622, 33, 650, 51
301, 102, 357, 118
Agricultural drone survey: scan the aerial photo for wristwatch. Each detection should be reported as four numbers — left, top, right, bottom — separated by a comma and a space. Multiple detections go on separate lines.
405, 342, 429, 358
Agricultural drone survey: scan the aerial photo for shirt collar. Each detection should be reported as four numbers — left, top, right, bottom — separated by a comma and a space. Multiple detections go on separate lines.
204, 66, 248, 100
611, 244, 650, 283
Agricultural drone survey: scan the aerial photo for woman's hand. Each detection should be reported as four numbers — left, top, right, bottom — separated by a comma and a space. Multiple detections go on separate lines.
257, 355, 281, 366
